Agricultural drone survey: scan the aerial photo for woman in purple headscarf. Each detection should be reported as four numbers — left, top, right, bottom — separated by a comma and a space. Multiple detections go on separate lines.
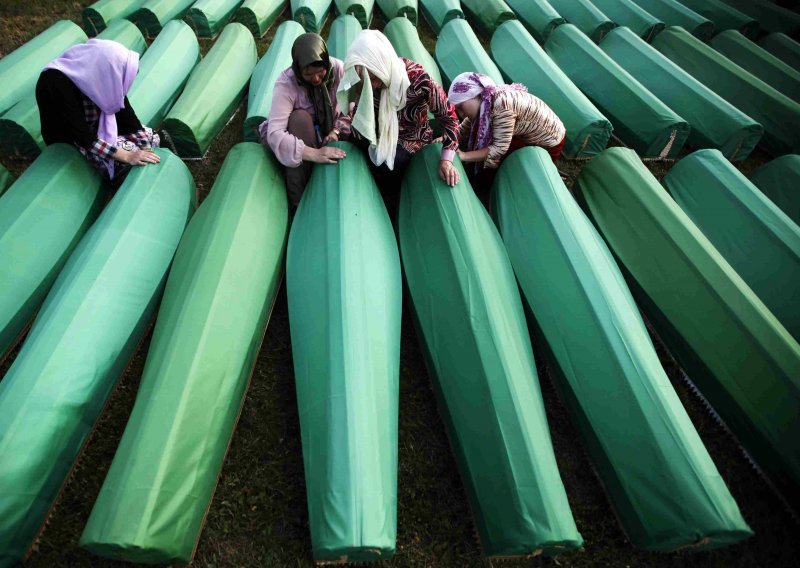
447, 72, 566, 187
36, 38, 160, 183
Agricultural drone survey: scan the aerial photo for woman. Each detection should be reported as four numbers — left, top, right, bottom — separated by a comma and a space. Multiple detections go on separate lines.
261, 33, 350, 207
337, 30, 460, 194
447, 72, 566, 185
36, 38, 160, 184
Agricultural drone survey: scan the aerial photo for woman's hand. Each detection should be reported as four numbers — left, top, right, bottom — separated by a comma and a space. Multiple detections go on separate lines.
322, 129, 340, 145
117, 148, 160, 166
439, 160, 459, 187
309, 146, 346, 164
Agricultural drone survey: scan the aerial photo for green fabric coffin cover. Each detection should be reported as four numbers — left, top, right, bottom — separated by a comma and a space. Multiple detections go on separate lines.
287, 142, 400, 563
163, 23, 256, 158
492, 147, 752, 551
0, 145, 104, 363
419, 0, 462, 35
546, 24, 689, 158
722, 0, 800, 39
327, 14, 361, 60
131, 0, 196, 37
750, 154, 800, 225
663, 149, 800, 343
460, 0, 515, 37
600, 27, 762, 161
97, 18, 148, 53
384, 16, 442, 86
591, 0, 664, 41
653, 26, 800, 156
82, 0, 148, 34
0, 148, 194, 568
186, 0, 243, 37
573, 146, 800, 515
629, 0, 713, 40
711, 30, 800, 103
376, 0, 417, 26
548, 0, 616, 43
675, 0, 758, 39
234, 0, 287, 36
399, 145, 582, 557
759, 33, 800, 72
504, 0, 564, 44
492, 21, 612, 158
0, 165, 13, 197
245, 20, 305, 142
335, 0, 374, 28
292, 0, 332, 32
80, 143, 288, 564
0, 20, 87, 116
127, 19, 200, 130
435, 18, 503, 88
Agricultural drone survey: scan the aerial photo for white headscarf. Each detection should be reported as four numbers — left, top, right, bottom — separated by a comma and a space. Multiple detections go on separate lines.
337, 30, 409, 170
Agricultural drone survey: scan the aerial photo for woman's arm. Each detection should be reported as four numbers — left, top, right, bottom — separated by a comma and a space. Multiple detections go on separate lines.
457, 147, 490, 163
424, 75, 460, 186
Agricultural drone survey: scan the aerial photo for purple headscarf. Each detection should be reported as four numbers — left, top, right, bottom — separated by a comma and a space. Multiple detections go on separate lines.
45, 39, 139, 177
448, 72, 527, 162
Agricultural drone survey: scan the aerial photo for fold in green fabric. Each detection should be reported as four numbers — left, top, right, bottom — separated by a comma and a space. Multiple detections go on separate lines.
81, 0, 147, 35
591, 0, 664, 41
504, 0, 564, 44
334, 0, 373, 28
80, 143, 288, 564
677, 0, 758, 39
327, 14, 361, 60
493, 146, 752, 552
384, 16, 442, 86
292, 0, 333, 32
749, 154, 800, 226
460, 0, 515, 37
0, 148, 194, 568
574, 146, 800, 515
399, 144, 583, 558
376, 0, 417, 26
186, 0, 243, 37
131, 0, 196, 37
628, 0, 713, 40
419, 0, 462, 35
548, 0, 616, 42
234, 0, 287, 36
435, 18, 503, 88
759, 32, 800, 72
287, 142, 401, 563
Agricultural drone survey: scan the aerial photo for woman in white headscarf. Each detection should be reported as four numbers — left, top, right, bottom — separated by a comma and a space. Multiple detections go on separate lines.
337, 30, 460, 194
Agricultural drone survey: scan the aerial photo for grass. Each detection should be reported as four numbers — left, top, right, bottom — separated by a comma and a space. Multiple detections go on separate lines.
0, 1, 797, 567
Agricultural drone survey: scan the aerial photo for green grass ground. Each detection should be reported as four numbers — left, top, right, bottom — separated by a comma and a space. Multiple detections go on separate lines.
0, 1, 797, 566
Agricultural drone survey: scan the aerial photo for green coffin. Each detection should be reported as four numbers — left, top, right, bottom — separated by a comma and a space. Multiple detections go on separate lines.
600, 26, 762, 161
82, 0, 148, 35
131, 0, 196, 37
676, 0, 758, 39
376, 0, 417, 26
629, 0, 713, 40
491, 21, 612, 158
460, 0, 515, 37
127, 19, 200, 130
245, 20, 305, 142
0, 165, 13, 197
653, 26, 800, 156
546, 24, 689, 158
505, 0, 564, 44
759, 33, 800, 72
492, 146, 752, 551
384, 16, 442, 86
711, 30, 800, 103
334, 0, 373, 27
0, 95, 45, 158
0, 145, 104, 364
435, 18, 503, 88
234, 0, 287, 36
96, 18, 148, 53
0, 20, 87, 116
186, 0, 243, 37
0, 148, 194, 568
548, 0, 615, 43
750, 154, 800, 226
591, 0, 664, 41
399, 145, 583, 558
721, 0, 800, 39
573, 146, 800, 515
327, 14, 361, 60
80, 143, 287, 564
419, 0, 462, 35
287, 142, 401, 563
663, 149, 800, 343
163, 22, 257, 158
292, 0, 332, 32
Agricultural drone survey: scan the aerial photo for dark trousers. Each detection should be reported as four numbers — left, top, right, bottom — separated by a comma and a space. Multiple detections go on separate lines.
352, 136, 413, 219
284, 109, 318, 208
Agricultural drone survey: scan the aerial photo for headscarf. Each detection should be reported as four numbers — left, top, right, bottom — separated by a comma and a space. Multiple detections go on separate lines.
45, 38, 139, 178
292, 33, 335, 135
448, 72, 527, 155
337, 30, 410, 170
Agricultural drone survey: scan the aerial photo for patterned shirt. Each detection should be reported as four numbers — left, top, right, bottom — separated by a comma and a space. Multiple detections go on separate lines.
81, 96, 151, 160
460, 90, 566, 169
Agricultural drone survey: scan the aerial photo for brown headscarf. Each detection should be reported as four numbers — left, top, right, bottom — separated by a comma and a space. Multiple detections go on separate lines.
291, 33, 335, 135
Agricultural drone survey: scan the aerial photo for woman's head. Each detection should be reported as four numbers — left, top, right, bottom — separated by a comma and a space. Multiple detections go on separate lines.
448, 72, 498, 121
292, 33, 331, 87
453, 97, 481, 121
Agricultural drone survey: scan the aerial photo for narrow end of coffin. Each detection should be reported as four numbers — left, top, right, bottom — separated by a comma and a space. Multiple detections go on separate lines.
186, 10, 215, 39
161, 119, 203, 159
313, 546, 395, 565
234, 9, 262, 37
0, 120, 43, 158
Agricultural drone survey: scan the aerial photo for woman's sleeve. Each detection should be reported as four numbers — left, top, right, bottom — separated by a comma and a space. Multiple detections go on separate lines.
262, 79, 305, 167
330, 59, 351, 137
426, 76, 459, 161
485, 105, 516, 170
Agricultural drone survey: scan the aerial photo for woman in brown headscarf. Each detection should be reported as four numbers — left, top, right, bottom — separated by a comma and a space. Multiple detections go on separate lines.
260, 33, 351, 207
